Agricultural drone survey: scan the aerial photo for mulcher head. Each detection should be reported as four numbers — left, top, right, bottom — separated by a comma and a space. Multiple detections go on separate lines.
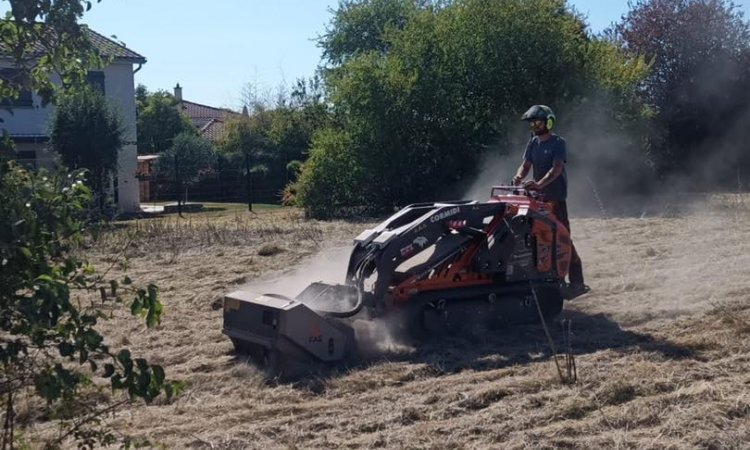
222, 288, 358, 376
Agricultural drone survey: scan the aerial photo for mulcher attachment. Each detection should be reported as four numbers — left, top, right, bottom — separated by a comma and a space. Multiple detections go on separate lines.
222, 289, 358, 376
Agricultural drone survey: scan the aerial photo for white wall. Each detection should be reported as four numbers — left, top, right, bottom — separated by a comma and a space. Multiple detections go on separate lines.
0, 60, 142, 213
0, 62, 53, 135
103, 62, 140, 213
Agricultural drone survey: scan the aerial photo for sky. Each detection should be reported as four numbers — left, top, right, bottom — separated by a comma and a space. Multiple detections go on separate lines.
31, 0, 750, 110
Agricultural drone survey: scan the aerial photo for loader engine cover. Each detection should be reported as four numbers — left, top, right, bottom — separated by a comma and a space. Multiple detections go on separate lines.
222, 290, 356, 367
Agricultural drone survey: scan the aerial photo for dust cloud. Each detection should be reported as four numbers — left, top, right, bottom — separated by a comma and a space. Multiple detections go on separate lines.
238, 244, 413, 356
239, 246, 351, 299
462, 96, 695, 217
462, 146, 521, 202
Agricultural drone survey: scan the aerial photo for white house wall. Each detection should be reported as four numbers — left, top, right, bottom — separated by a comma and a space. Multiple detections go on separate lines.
103, 62, 140, 213
0, 60, 141, 213
0, 62, 54, 135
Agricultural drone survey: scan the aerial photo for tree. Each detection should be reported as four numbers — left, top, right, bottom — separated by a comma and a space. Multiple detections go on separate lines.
1, 2, 181, 448
296, 128, 367, 217
193, 78, 332, 207
319, 0, 431, 65
49, 87, 123, 211
134, 83, 149, 112
269, 77, 331, 183
0, 0, 105, 106
298, 0, 650, 216
157, 132, 215, 213
0, 161, 182, 449
136, 89, 195, 154
614, 0, 750, 182
220, 116, 272, 211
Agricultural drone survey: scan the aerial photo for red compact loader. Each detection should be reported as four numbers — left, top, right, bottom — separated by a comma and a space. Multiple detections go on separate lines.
222, 186, 574, 372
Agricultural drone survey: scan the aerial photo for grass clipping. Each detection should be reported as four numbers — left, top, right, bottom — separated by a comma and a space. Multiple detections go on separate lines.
24, 197, 750, 449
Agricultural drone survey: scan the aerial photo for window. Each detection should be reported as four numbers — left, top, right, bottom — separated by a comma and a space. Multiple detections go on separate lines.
87, 71, 105, 95
0, 68, 33, 107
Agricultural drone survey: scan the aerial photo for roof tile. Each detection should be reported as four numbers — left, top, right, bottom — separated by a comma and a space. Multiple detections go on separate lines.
0, 23, 146, 63
179, 100, 240, 142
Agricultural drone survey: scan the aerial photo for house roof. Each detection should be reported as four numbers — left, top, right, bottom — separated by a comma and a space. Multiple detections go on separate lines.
8, 133, 49, 143
180, 100, 237, 119
0, 23, 146, 64
200, 118, 227, 142
179, 99, 240, 142
84, 27, 146, 63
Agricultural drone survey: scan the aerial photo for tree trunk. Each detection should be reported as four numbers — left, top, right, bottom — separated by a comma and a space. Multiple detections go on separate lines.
251, 153, 253, 211
175, 153, 182, 217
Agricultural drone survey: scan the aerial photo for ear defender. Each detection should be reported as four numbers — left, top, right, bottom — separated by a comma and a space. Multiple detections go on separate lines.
546, 117, 554, 130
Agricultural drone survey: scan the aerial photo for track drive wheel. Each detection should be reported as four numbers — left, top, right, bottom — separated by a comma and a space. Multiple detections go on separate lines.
406, 299, 450, 340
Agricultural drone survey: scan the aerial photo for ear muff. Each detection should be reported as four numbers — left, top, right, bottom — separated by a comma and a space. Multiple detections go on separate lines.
539, 105, 554, 130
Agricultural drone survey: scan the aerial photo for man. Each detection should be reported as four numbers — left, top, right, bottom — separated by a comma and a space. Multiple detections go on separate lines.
512, 104, 588, 299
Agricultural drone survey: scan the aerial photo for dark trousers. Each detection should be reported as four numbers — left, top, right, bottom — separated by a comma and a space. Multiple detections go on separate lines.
549, 200, 584, 285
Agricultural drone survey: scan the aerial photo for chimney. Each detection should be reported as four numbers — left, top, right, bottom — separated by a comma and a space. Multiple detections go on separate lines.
174, 83, 182, 101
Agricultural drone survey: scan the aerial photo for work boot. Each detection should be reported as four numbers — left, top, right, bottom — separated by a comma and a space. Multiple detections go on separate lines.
563, 283, 590, 300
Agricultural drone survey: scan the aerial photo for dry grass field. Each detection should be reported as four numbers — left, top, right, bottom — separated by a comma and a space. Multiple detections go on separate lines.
30, 196, 750, 449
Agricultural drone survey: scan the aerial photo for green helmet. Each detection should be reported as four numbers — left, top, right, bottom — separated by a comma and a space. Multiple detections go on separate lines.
520, 105, 556, 130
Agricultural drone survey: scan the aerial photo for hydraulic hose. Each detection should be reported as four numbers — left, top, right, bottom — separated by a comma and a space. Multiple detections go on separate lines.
318, 252, 376, 319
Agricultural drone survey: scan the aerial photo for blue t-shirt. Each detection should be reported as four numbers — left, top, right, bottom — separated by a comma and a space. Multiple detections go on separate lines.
522, 134, 568, 201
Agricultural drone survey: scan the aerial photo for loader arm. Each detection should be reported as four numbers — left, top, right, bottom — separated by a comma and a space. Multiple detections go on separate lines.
347, 202, 507, 314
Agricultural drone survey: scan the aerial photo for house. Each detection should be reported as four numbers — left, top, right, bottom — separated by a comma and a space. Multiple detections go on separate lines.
132, 86, 242, 202
173, 83, 243, 142
0, 26, 146, 213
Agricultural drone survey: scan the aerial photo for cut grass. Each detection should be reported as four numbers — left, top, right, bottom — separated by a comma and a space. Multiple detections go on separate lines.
25, 194, 750, 449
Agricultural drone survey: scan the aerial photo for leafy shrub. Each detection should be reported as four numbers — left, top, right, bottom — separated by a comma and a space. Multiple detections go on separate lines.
296, 128, 368, 218
0, 161, 182, 448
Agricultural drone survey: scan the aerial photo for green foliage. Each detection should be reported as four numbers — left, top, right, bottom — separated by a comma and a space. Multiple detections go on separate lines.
584, 39, 651, 112
226, 78, 330, 167
320, 0, 427, 65
0, 0, 106, 106
157, 132, 215, 206
220, 115, 271, 165
217, 83, 330, 204
49, 87, 124, 208
0, 161, 183, 448
615, 0, 750, 181
0, 129, 14, 154
136, 89, 196, 154
1, 2, 182, 448
134, 83, 149, 112
296, 128, 367, 217
286, 160, 303, 179
159, 132, 215, 185
299, 0, 650, 216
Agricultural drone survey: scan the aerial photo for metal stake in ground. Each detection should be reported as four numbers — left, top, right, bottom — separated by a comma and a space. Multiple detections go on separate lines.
530, 281, 576, 385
